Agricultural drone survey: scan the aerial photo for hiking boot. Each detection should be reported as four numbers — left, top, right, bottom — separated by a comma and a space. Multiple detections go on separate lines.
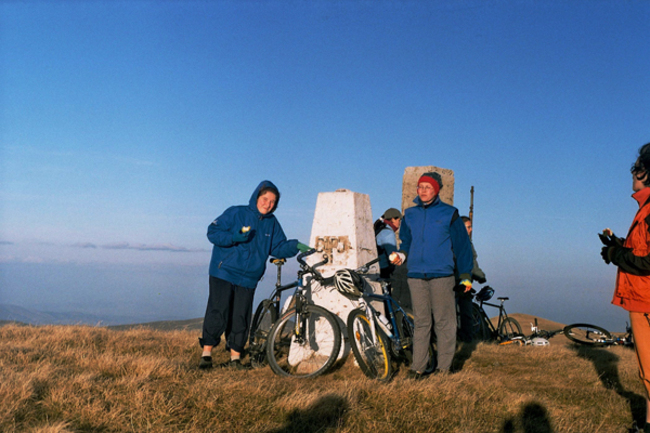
199, 356, 213, 369
219, 359, 249, 371
405, 370, 425, 381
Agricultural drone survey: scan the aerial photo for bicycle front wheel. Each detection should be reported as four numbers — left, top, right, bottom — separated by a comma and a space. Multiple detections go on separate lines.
563, 323, 612, 346
248, 300, 277, 368
348, 309, 392, 381
498, 317, 522, 341
266, 304, 341, 378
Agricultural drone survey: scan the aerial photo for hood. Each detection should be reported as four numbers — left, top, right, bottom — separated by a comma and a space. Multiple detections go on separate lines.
248, 180, 281, 216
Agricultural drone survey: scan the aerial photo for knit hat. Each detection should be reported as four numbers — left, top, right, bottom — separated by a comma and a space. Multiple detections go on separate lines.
418, 172, 443, 195
382, 208, 402, 220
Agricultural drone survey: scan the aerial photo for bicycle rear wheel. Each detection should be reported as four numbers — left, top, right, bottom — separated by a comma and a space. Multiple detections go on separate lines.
266, 304, 341, 378
348, 309, 392, 381
563, 323, 612, 346
498, 317, 522, 341
248, 300, 277, 368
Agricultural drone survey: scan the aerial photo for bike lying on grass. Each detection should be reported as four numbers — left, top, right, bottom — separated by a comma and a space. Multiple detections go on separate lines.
335, 262, 436, 381
563, 322, 634, 347
471, 286, 523, 343
499, 318, 563, 346
247, 249, 342, 378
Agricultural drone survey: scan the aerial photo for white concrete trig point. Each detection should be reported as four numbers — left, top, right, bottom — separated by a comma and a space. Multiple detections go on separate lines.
287, 189, 381, 365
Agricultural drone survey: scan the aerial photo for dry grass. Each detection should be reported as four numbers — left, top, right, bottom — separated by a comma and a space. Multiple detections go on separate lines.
0, 317, 645, 433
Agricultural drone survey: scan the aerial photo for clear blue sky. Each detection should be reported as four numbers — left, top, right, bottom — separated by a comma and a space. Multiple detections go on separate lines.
1, 1, 648, 330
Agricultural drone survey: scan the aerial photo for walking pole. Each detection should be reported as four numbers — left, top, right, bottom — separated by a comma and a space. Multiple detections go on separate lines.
469, 186, 474, 240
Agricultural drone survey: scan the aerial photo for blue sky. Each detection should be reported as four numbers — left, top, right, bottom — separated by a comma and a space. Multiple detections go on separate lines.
1, 0, 648, 330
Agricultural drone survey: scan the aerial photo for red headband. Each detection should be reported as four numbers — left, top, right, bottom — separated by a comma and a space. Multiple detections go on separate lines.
418, 175, 440, 195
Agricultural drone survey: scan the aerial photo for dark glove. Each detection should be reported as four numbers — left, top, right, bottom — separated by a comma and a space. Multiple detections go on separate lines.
297, 242, 311, 253
476, 276, 487, 284
598, 232, 624, 247
233, 231, 250, 244
601, 246, 614, 264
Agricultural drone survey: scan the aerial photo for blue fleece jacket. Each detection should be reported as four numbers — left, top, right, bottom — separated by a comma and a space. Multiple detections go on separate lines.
399, 196, 473, 281
207, 180, 299, 289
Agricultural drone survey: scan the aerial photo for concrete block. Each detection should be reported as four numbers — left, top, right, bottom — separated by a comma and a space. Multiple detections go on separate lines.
401, 166, 455, 212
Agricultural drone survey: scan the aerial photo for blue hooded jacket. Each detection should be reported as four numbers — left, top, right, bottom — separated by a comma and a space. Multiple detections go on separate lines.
207, 180, 299, 289
399, 195, 473, 281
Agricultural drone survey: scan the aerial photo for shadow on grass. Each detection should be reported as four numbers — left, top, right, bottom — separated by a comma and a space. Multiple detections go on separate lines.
452, 339, 479, 372
502, 402, 554, 433
571, 345, 645, 426
266, 394, 349, 433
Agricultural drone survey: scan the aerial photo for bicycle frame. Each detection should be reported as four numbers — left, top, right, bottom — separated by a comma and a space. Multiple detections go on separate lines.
476, 297, 509, 336
355, 282, 412, 353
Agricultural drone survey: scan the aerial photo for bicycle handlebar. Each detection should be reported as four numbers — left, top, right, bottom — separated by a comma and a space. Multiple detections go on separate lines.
297, 249, 330, 282
356, 257, 379, 274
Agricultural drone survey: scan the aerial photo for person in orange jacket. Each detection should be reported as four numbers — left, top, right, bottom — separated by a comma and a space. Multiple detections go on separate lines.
601, 142, 650, 433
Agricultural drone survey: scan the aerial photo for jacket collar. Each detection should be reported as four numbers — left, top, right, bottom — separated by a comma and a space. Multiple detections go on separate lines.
632, 187, 650, 209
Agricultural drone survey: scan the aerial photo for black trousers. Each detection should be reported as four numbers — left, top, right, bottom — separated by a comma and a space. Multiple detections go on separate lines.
200, 276, 255, 353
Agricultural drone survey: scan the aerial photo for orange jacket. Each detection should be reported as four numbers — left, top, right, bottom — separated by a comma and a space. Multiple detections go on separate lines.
612, 187, 650, 313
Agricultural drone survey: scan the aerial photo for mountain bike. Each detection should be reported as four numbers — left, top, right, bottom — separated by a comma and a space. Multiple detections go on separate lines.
341, 264, 436, 381
563, 322, 634, 347
471, 286, 522, 342
500, 318, 563, 346
260, 249, 342, 378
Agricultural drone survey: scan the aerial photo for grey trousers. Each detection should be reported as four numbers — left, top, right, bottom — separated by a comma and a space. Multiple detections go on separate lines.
408, 276, 456, 372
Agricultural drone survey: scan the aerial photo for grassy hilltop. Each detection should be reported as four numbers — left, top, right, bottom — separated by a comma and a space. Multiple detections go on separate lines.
0, 314, 646, 433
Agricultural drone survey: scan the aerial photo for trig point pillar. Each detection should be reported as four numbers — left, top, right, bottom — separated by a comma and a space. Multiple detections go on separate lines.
286, 189, 380, 366
306, 189, 380, 325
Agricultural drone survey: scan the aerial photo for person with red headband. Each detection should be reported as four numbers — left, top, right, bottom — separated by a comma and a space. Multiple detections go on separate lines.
391, 172, 473, 379
601, 143, 650, 433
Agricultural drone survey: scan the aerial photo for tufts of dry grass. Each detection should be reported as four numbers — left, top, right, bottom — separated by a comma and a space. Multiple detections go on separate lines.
0, 322, 645, 433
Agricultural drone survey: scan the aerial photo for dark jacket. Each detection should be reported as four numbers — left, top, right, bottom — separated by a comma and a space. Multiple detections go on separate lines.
207, 180, 299, 289
399, 196, 473, 281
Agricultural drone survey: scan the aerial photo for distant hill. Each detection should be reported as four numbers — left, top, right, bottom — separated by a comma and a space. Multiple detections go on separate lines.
109, 317, 203, 331
0, 304, 166, 327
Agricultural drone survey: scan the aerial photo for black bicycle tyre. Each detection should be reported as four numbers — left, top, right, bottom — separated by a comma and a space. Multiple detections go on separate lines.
499, 317, 522, 341
266, 304, 342, 378
248, 300, 277, 368
347, 308, 393, 381
563, 323, 613, 346
472, 303, 491, 341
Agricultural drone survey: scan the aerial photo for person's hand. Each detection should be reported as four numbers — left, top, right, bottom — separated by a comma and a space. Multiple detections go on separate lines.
389, 252, 405, 266
459, 279, 472, 293
599, 229, 624, 247
233, 231, 250, 244
297, 242, 311, 253
476, 276, 487, 285
601, 246, 613, 264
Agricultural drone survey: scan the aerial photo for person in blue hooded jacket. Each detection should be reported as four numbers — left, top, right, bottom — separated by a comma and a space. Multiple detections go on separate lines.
391, 172, 473, 378
199, 180, 310, 370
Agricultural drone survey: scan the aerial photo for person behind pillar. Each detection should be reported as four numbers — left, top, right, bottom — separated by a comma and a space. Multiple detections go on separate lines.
600, 143, 650, 433
456, 216, 487, 342
391, 172, 473, 378
199, 180, 310, 370
374, 207, 402, 279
